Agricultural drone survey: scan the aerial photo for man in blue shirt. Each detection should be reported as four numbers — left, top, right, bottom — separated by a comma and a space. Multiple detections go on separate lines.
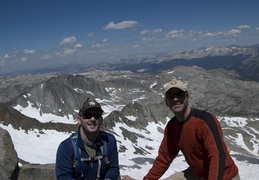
56, 98, 120, 180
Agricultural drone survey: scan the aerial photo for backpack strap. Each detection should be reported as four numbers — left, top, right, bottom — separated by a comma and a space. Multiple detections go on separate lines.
70, 132, 84, 178
101, 138, 110, 165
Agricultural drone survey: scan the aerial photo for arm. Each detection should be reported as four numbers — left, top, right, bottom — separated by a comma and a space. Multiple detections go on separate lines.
202, 114, 226, 180
56, 140, 76, 180
103, 134, 120, 180
144, 123, 179, 180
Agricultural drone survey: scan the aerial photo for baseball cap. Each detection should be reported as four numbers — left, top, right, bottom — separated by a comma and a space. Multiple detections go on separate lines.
79, 98, 103, 112
165, 80, 188, 94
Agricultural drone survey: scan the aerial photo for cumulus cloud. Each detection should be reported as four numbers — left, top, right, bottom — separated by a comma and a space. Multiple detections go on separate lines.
20, 57, 28, 61
227, 29, 241, 35
141, 29, 162, 35
104, 20, 140, 30
87, 33, 95, 38
203, 32, 215, 37
3, 54, 10, 59
41, 55, 51, 60
56, 48, 77, 57
165, 29, 192, 39
74, 44, 82, 48
91, 39, 109, 48
164, 28, 242, 40
141, 37, 159, 42
59, 36, 77, 45
237, 25, 251, 29
167, 29, 185, 35
24, 49, 36, 54
132, 45, 140, 48
63, 48, 76, 55
0, 59, 5, 66
256, 27, 259, 30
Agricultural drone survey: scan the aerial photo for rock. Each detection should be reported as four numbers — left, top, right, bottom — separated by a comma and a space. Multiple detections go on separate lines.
0, 127, 19, 180
18, 163, 55, 180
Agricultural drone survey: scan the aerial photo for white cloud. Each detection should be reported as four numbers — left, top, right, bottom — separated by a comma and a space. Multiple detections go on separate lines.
101, 39, 109, 43
132, 45, 140, 48
104, 20, 140, 30
203, 32, 215, 37
256, 27, 259, 30
87, 33, 95, 38
91, 43, 105, 48
56, 48, 76, 57
0, 59, 5, 66
141, 29, 162, 35
24, 49, 36, 54
63, 48, 76, 55
228, 29, 242, 35
91, 39, 109, 48
59, 36, 77, 45
237, 25, 251, 29
3, 54, 10, 59
74, 44, 82, 48
141, 37, 158, 42
41, 55, 51, 60
20, 57, 28, 61
167, 29, 185, 35
164, 28, 242, 40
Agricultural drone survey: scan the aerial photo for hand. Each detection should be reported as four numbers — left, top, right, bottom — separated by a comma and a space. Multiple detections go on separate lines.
121, 175, 136, 180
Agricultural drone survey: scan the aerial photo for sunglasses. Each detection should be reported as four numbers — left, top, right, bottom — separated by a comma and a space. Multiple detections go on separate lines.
166, 91, 186, 99
81, 112, 102, 119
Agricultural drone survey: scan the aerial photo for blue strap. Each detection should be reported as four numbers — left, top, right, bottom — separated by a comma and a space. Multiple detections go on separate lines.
70, 132, 84, 177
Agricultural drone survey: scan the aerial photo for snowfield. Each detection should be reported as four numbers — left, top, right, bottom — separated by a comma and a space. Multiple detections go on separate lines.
0, 103, 258, 179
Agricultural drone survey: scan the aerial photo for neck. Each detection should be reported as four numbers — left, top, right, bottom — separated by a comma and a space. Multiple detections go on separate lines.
80, 128, 99, 143
175, 106, 191, 122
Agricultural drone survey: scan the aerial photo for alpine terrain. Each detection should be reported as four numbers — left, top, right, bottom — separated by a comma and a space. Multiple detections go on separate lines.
0, 45, 258, 179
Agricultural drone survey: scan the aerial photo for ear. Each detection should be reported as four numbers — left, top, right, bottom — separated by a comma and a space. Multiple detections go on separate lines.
100, 117, 103, 124
186, 95, 190, 103
77, 116, 82, 125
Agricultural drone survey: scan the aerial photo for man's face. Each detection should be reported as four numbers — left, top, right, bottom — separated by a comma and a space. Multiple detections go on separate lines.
165, 88, 189, 113
78, 108, 103, 134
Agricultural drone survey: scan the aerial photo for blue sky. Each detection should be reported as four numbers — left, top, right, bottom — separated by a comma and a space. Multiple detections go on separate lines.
0, 0, 259, 74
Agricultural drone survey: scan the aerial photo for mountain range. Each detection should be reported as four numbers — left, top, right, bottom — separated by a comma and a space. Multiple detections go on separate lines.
0, 45, 258, 179
2, 45, 259, 81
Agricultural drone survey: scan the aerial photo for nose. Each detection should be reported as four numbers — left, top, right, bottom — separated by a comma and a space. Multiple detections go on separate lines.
89, 116, 96, 120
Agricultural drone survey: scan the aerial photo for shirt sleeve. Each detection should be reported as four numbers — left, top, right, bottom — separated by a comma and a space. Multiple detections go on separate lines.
56, 140, 77, 180
103, 134, 120, 180
144, 123, 179, 180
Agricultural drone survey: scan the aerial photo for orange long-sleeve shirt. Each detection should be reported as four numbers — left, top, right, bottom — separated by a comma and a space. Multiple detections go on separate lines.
144, 108, 238, 180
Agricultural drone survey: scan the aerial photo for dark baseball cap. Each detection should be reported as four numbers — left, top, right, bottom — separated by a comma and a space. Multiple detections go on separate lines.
79, 98, 103, 112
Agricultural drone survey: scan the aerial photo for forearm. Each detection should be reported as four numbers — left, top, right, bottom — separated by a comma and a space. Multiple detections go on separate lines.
104, 166, 120, 180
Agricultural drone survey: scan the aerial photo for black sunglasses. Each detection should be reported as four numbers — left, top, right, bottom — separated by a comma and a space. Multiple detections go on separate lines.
166, 91, 186, 99
81, 112, 102, 119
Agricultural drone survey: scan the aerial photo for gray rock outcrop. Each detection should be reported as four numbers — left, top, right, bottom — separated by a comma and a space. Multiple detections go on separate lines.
18, 164, 55, 180
0, 127, 19, 180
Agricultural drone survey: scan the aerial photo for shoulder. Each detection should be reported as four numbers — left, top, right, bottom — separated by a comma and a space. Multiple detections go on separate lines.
100, 131, 116, 141
59, 137, 73, 147
191, 108, 216, 122
57, 137, 74, 155
190, 108, 222, 132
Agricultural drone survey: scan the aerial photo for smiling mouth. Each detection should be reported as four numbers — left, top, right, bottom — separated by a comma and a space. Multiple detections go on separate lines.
172, 100, 183, 105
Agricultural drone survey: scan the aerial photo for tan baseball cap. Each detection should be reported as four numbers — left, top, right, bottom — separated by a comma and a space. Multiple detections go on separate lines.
165, 80, 187, 94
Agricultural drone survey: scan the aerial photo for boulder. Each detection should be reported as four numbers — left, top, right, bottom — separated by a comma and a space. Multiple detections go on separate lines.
0, 127, 19, 180
18, 163, 55, 180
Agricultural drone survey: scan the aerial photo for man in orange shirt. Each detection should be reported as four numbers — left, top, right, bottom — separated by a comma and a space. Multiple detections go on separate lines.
124, 80, 239, 180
